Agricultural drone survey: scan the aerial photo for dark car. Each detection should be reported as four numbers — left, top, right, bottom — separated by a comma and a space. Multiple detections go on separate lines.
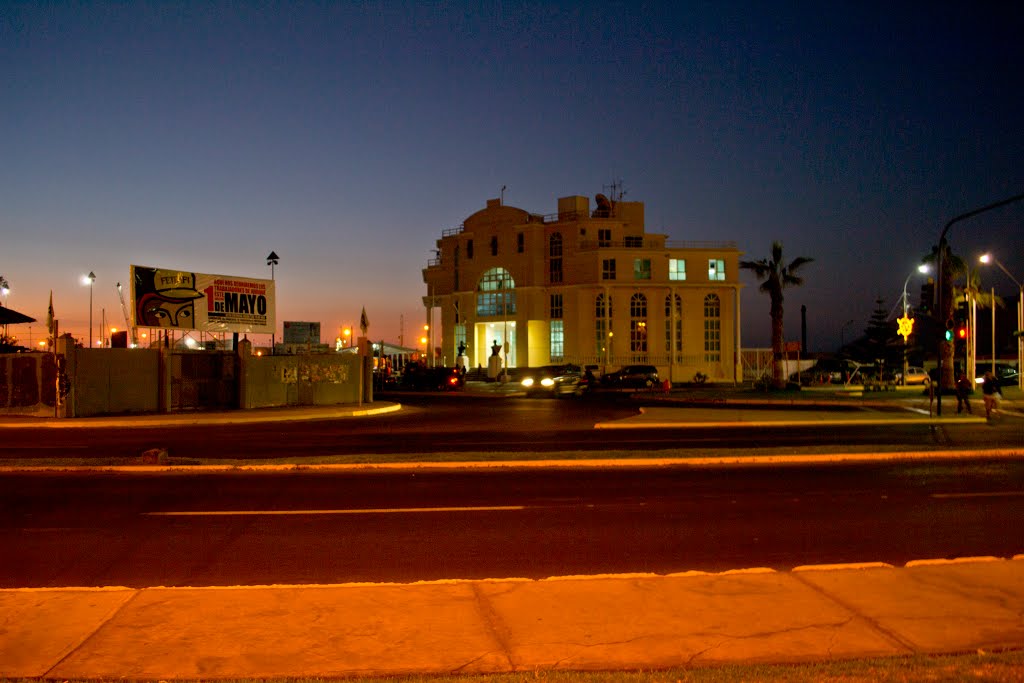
790, 359, 860, 385
975, 363, 1020, 388
519, 364, 582, 397
601, 364, 660, 388
399, 364, 464, 391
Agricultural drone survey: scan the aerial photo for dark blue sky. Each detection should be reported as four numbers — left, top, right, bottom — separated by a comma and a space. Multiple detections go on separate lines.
4, 2, 1023, 349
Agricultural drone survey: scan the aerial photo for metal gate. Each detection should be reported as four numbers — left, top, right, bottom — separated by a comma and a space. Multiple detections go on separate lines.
170, 351, 238, 411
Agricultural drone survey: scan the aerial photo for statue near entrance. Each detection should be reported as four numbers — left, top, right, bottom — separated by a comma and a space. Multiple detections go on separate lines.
487, 339, 503, 380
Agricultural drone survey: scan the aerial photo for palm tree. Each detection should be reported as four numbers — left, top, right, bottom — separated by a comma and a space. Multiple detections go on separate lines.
923, 243, 967, 391
740, 242, 814, 389
959, 267, 1003, 380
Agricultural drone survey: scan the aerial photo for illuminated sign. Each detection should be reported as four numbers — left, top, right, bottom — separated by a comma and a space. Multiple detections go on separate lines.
131, 265, 275, 335
896, 314, 914, 342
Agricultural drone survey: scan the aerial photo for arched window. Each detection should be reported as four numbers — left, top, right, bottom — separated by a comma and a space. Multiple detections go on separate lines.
665, 293, 682, 356
630, 293, 648, 354
476, 268, 516, 317
548, 233, 563, 283
703, 294, 721, 362
595, 293, 611, 356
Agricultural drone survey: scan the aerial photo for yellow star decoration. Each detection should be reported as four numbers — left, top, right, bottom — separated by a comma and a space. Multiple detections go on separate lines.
897, 314, 915, 341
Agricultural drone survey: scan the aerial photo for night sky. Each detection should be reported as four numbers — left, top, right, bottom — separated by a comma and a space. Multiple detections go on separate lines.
4, 2, 1023, 351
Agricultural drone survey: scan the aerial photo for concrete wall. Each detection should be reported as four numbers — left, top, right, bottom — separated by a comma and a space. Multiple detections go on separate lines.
239, 352, 364, 409
0, 353, 58, 417
31, 338, 371, 418
63, 346, 161, 417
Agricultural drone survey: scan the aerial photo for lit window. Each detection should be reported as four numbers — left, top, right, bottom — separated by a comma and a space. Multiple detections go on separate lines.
708, 259, 725, 281
669, 259, 686, 281
476, 268, 516, 316
633, 258, 651, 280
550, 320, 564, 361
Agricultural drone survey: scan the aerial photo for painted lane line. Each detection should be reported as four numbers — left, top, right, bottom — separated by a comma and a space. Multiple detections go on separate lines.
931, 491, 1024, 499
144, 505, 527, 516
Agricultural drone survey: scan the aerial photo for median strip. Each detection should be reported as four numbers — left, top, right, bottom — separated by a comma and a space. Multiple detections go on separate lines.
143, 505, 527, 516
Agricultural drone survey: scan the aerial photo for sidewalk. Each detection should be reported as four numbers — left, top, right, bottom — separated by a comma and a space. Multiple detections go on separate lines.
3, 558, 1023, 679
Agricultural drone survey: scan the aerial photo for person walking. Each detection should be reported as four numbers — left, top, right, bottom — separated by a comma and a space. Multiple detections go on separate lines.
981, 371, 1002, 420
955, 372, 973, 414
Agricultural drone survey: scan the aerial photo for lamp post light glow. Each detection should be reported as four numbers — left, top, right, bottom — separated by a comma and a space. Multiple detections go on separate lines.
83, 271, 96, 348
897, 264, 929, 384
980, 253, 1023, 390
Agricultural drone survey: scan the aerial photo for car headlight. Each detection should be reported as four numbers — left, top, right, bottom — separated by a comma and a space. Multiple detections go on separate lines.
522, 378, 534, 388
540, 378, 555, 387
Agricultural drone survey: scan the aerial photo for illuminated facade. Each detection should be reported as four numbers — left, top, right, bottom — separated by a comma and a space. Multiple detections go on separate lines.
422, 194, 743, 383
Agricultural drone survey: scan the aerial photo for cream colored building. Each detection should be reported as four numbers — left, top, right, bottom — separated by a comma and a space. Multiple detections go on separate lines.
422, 194, 743, 383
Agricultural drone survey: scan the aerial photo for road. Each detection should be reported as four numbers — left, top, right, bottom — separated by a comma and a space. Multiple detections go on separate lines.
1, 394, 1021, 460
2, 459, 1022, 588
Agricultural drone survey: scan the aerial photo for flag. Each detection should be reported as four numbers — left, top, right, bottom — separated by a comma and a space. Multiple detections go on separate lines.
47, 290, 54, 335
359, 306, 369, 335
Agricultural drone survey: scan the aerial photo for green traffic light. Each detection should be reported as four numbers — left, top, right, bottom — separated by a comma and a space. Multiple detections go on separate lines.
944, 329, 953, 342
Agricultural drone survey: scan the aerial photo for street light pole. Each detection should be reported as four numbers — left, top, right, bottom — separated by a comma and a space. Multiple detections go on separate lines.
980, 253, 1023, 390
86, 271, 96, 348
935, 191, 1024, 415
900, 265, 929, 385
266, 252, 279, 354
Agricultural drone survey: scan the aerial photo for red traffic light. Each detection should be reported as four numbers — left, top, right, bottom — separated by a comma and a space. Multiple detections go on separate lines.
957, 326, 968, 339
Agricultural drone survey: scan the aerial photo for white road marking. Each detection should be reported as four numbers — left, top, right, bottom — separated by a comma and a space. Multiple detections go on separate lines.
931, 491, 1024, 499
144, 505, 527, 516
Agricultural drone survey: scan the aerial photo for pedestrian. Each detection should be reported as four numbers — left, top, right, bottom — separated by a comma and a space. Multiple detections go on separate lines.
955, 372, 972, 414
981, 371, 1002, 420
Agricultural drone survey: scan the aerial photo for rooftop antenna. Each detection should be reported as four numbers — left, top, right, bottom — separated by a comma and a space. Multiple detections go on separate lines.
500, 185, 507, 205
603, 178, 626, 203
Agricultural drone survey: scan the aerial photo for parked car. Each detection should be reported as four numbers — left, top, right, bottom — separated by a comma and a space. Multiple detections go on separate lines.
896, 366, 929, 385
789, 359, 860, 385
975, 363, 1020, 387
519, 364, 582, 397
601, 364, 659, 388
399, 364, 464, 391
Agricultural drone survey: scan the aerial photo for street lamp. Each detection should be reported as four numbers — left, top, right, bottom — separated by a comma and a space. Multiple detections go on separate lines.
898, 265, 929, 385
980, 253, 1023, 391
935, 191, 1024, 415
266, 252, 279, 353
83, 271, 96, 348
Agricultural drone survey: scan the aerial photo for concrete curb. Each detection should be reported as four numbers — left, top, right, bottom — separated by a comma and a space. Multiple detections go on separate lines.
2, 558, 1021, 679
2, 447, 1022, 474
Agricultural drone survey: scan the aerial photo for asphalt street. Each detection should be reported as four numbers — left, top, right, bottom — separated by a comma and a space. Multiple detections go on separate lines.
2, 460, 1022, 587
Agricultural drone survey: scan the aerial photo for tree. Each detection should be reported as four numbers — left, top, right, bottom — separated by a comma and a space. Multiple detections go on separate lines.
863, 297, 899, 367
923, 243, 966, 391
740, 241, 814, 389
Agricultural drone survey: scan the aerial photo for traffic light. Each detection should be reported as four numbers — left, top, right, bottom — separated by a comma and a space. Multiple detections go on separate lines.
945, 319, 955, 342
957, 325, 968, 340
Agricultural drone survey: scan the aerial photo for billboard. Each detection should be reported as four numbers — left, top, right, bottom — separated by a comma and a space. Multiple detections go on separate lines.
283, 321, 321, 344
130, 265, 276, 335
